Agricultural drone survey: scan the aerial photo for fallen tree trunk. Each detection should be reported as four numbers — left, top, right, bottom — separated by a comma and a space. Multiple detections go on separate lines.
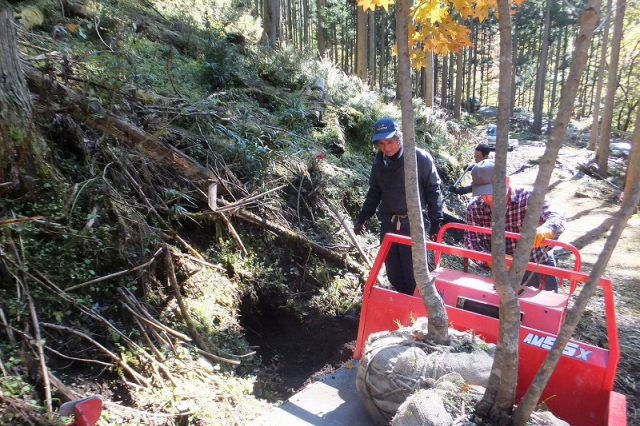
20, 62, 220, 188
222, 201, 368, 275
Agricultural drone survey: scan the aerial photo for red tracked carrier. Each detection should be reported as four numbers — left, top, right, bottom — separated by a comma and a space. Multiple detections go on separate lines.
354, 224, 626, 426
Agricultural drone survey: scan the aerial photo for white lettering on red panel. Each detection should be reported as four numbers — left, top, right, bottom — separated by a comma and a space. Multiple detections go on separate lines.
522, 333, 592, 361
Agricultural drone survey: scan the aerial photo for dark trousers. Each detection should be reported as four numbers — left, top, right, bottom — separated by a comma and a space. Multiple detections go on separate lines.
380, 216, 425, 295
522, 251, 558, 292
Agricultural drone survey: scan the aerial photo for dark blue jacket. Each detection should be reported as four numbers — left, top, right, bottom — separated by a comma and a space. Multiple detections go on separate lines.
356, 146, 443, 234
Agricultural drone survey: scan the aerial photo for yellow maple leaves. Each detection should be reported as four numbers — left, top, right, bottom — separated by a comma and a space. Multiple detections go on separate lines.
355, 0, 525, 67
358, 0, 394, 12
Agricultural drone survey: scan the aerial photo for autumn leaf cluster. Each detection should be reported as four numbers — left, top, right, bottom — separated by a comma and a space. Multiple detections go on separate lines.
357, 0, 525, 67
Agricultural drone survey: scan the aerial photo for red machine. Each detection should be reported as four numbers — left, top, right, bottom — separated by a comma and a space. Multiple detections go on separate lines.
354, 224, 626, 426
60, 396, 103, 426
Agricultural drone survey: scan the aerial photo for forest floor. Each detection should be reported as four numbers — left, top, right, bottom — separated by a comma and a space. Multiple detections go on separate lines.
244, 135, 640, 425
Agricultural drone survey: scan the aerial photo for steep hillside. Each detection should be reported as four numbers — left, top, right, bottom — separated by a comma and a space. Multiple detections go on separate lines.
0, 1, 475, 425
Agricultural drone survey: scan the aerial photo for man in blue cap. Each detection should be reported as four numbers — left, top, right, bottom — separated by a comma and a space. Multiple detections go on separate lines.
353, 117, 444, 295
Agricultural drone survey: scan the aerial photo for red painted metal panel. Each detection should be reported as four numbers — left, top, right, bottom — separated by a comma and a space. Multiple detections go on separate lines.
430, 268, 568, 334
606, 392, 628, 426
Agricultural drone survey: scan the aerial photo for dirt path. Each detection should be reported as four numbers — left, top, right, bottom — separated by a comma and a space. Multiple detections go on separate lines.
505, 142, 640, 422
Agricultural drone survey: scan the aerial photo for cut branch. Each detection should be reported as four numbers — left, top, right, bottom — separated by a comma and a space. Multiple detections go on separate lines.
42, 322, 151, 387
66, 247, 163, 292
163, 244, 240, 365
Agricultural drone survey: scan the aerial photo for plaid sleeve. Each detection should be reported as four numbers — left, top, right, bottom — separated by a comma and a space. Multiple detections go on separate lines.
465, 199, 492, 266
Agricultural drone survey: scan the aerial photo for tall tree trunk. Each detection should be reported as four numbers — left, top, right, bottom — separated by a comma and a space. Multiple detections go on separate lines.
356, 6, 367, 81
623, 103, 640, 195
379, 11, 386, 89
597, 0, 626, 176
454, 51, 463, 118
316, 0, 326, 57
0, 7, 56, 411
585, 34, 599, 117
479, 2, 603, 424
303, 0, 309, 51
441, 53, 448, 106
423, 51, 434, 107
367, 10, 376, 86
394, 0, 448, 345
479, 28, 485, 104
298, 0, 303, 49
485, 27, 493, 104
263, 0, 281, 47
532, 0, 552, 134
0, 9, 56, 191
622, 101, 638, 131
434, 55, 439, 100
475, 0, 520, 422
510, 15, 518, 116
467, 45, 473, 111
473, 22, 478, 105
549, 28, 562, 123
286, 0, 293, 42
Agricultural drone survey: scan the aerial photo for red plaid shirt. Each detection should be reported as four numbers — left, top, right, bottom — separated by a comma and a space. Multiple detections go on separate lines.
464, 186, 565, 266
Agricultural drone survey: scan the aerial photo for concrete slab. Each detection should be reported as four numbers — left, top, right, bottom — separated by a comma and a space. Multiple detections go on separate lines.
246, 360, 374, 426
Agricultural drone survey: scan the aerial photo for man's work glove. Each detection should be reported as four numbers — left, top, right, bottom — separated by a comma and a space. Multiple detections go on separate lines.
533, 226, 552, 247
464, 164, 475, 172
354, 222, 365, 236
487, 254, 512, 269
448, 185, 460, 195
429, 222, 442, 241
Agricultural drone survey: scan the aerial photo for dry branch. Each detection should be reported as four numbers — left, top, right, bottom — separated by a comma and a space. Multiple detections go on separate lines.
42, 323, 151, 387
163, 244, 240, 365
66, 247, 163, 292
0, 394, 48, 426
1, 259, 181, 388
1, 239, 53, 414
24, 282, 53, 414
223, 202, 368, 275
118, 286, 191, 341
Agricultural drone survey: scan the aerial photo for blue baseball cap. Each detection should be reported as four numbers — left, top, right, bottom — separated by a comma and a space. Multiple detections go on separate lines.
372, 117, 399, 142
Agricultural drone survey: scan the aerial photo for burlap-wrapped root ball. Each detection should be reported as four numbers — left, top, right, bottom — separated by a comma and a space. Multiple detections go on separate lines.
390, 371, 570, 426
391, 373, 484, 426
355, 318, 495, 426
391, 372, 482, 426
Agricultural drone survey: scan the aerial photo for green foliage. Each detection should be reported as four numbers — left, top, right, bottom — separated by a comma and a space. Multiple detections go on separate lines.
309, 272, 361, 316
202, 29, 249, 90
210, 122, 275, 181
275, 95, 312, 133
8, 127, 24, 143
255, 44, 309, 90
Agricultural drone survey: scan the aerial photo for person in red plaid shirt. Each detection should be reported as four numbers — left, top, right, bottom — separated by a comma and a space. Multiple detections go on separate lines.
464, 160, 565, 291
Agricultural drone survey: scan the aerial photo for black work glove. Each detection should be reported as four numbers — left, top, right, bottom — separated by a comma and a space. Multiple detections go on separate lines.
465, 163, 475, 172
429, 222, 442, 240
354, 222, 365, 236
448, 185, 460, 195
